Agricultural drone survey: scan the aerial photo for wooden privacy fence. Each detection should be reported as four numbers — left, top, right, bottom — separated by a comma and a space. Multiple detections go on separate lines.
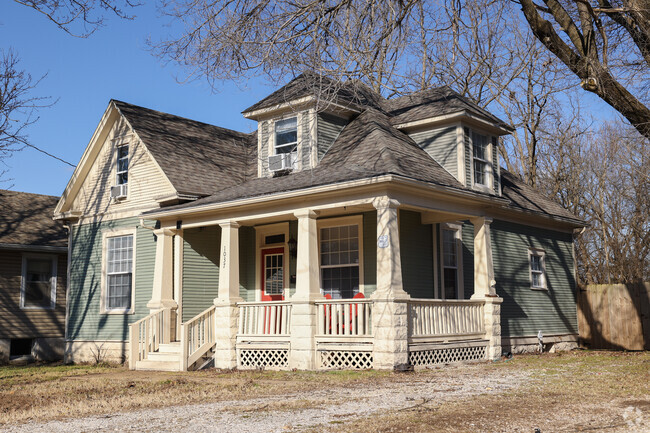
577, 282, 650, 350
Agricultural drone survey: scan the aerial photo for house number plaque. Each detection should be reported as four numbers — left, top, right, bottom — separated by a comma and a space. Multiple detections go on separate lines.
222, 246, 227, 268
378, 235, 389, 248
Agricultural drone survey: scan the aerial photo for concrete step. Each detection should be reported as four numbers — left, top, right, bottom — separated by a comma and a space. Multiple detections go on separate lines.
157, 342, 181, 354
147, 352, 181, 362
135, 360, 181, 371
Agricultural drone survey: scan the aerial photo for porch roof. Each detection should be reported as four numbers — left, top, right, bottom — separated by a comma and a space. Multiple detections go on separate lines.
0, 189, 67, 247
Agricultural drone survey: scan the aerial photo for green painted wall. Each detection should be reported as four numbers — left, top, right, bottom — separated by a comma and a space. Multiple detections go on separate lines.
239, 226, 256, 301
399, 210, 434, 298
362, 211, 377, 296
181, 226, 220, 322
317, 113, 347, 161
67, 217, 156, 341
491, 220, 577, 337
409, 126, 458, 179
461, 221, 475, 299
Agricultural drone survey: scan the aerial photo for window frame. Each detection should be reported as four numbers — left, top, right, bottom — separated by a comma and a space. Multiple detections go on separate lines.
528, 248, 547, 291
254, 222, 290, 302
273, 116, 299, 155
116, 143, 129, 186
317, 215, 364, 299
438, 223, 464, 300
20, 254, 57, 310
101, 228, 137, 314
468, 129, 494, 192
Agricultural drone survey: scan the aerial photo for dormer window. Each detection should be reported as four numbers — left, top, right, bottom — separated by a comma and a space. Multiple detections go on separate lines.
472, 132, 489, 187
117, 145, 129, 185
274, 117, 298, 154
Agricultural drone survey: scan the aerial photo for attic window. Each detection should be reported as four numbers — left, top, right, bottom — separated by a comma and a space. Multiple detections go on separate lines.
116, 145, 129, 185
472, 132, 489, 187
274, 117, 298, 154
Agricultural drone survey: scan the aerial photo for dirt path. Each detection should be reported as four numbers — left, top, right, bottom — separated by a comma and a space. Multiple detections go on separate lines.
6, 365, 528, 432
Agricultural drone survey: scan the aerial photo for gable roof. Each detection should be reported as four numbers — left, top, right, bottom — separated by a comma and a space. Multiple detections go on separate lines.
386, 86, 511, 131
0, 190, 67, 247
114, 101, 257, 197
242, 72, 386, 115
147, 108, 467, 212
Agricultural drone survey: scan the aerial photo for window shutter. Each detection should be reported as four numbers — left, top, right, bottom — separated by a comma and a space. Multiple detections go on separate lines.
491, 136, 500, 194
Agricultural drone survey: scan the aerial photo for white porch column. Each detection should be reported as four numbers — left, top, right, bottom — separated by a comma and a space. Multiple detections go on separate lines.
371, 197, 410, 370
214, 221, 242, 369
470, 216, 502, 360
289, 209, 322, 370
148, 228, 178, 312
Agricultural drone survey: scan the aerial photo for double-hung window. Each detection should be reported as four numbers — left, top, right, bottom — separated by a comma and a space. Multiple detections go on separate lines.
472, 132, 490, 187
274, 117, 298, 154
106, 235, 133, 311
441, 228, 461, 299
529, 249, 547, 290
21, 255, 57, 309
116, 145, 129, 185
320, 224, 360, 299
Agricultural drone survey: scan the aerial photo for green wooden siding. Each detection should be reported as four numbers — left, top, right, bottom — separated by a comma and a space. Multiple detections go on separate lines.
300, 111, 311, 168
317, 113, 347, 161
67, 217, 155, 341
463, 127, 471, 186
491, 220, 577, 338
491, 136, 500, 193
362, 211, 377, 296
409, 126, 458, 179
260, 121, 269, 177
399, 210, 434, 298
461, 221, 475, 299
239, 226, 256, 301
181, 227, 220, 322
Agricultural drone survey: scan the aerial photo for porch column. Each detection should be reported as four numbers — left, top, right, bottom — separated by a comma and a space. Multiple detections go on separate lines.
289, 209, 322, 370
214, 221, 242, 369
371, 197, 410, 370
470, 216, 502, 360
147, 228, 177, 344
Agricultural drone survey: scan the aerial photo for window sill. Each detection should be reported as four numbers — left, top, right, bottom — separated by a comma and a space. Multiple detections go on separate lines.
101, 309, 135, 315
530, 286, 549, 292
472, 184, 493, 194
20, 305, 55, 310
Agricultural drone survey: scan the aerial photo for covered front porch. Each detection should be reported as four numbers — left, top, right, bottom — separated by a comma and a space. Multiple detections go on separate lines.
129, 189, 503, 371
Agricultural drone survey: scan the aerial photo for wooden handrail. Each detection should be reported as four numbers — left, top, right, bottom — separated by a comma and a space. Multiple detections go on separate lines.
128, 308, 169, 370
180, 305, 216, 371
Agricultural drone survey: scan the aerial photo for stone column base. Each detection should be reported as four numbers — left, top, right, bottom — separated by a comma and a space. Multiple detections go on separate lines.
483, 296, 503, 360
372, 298, 409, 369
214, 298, 241, 369
289, 300, 317, 370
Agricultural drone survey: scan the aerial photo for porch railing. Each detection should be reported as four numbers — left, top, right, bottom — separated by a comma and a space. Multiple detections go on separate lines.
408, 299, 485, 339
180, 305, 216, 371
128, 308, 170, 369
316, 299, 373, 337
238, 301, 292, 336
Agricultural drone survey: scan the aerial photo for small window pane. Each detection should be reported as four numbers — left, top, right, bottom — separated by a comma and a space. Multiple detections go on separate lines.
24, 258, 53, 308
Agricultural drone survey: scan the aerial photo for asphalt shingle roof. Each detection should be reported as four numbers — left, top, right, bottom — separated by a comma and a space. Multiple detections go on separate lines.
0, 190, 67, 247
114, 100, 257, 197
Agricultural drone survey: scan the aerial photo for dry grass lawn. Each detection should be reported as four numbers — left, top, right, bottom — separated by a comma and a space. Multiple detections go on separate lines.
0, 350, 648, 432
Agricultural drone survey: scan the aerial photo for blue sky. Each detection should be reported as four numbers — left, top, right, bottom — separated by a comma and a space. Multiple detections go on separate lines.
0, 2, 273, 196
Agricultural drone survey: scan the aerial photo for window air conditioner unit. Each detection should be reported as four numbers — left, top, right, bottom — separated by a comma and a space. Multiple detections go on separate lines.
110, 184, 128, 200
268, 152, 296, 173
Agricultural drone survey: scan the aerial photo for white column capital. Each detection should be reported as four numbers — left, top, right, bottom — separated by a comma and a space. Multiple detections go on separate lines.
294, 209, 319, 220
470, 216, 493, 226
372, 196, 400, 211
219, 221, 240, 229
153, 228, 176, 237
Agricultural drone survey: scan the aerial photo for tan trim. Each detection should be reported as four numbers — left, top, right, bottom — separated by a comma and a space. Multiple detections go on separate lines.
394, 111, 512, 135
100, 227, 137, 315
243, 96, 361, 121
455, 124, 466, 185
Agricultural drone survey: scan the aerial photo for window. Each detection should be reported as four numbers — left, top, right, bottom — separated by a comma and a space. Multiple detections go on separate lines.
274, 117, 298, 154
106, 235, 133, 311
21, 255, 56, 309
529, 249, 547, 290
472, 132, 490, 187
320, 224, 360, 299
116, 145, 129, 185
441, 228, 460, 299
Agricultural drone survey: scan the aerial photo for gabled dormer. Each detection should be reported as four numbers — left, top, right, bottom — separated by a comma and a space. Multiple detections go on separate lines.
387, 86, 512, 196
242, 73, 382, 178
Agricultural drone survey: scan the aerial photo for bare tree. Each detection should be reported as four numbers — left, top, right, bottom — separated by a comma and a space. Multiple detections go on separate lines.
516, 0, 650, 139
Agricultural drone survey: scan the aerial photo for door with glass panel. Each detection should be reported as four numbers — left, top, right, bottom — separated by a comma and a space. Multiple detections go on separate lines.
261, 247, 285, 301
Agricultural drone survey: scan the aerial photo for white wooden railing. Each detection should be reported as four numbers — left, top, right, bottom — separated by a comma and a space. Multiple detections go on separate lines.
408, 299, 485, 339
180, 306, 216, 371
316, 299, 373, 337
128, 308, 170, 369
238, 301, 292, 336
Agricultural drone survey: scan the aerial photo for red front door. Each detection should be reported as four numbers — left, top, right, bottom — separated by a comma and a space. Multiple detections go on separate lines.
261, 247, 285, 301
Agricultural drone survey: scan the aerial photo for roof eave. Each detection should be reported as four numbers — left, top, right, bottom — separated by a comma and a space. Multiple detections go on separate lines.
242, 96, 362, 120
393, 110, 513, 135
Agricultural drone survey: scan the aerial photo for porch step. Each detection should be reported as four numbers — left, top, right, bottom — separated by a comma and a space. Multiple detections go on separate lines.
157, 342, 181, 354
135, 359, 181, 371
146, 352, 181, 362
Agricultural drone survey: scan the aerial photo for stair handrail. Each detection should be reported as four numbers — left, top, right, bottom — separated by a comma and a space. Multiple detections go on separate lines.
180, 305, 217, 371
128, 308, 169, 370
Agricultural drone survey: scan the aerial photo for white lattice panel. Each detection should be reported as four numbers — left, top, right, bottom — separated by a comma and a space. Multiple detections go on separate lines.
409, 345, 487, 367
319, 350, 373, 370
238, 349, 289, 369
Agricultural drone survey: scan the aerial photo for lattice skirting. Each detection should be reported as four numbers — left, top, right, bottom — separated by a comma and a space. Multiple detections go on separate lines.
409, 344, 487, 367
319, 350, 373, 370
238, 349, 289, 369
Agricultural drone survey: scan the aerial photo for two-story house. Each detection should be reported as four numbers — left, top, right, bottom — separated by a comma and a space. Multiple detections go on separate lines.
54, 73, 584, 371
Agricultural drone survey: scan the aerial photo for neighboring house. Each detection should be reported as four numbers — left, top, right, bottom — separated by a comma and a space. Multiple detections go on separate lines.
0, 190, 68, 362
54, 73, 584, 371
